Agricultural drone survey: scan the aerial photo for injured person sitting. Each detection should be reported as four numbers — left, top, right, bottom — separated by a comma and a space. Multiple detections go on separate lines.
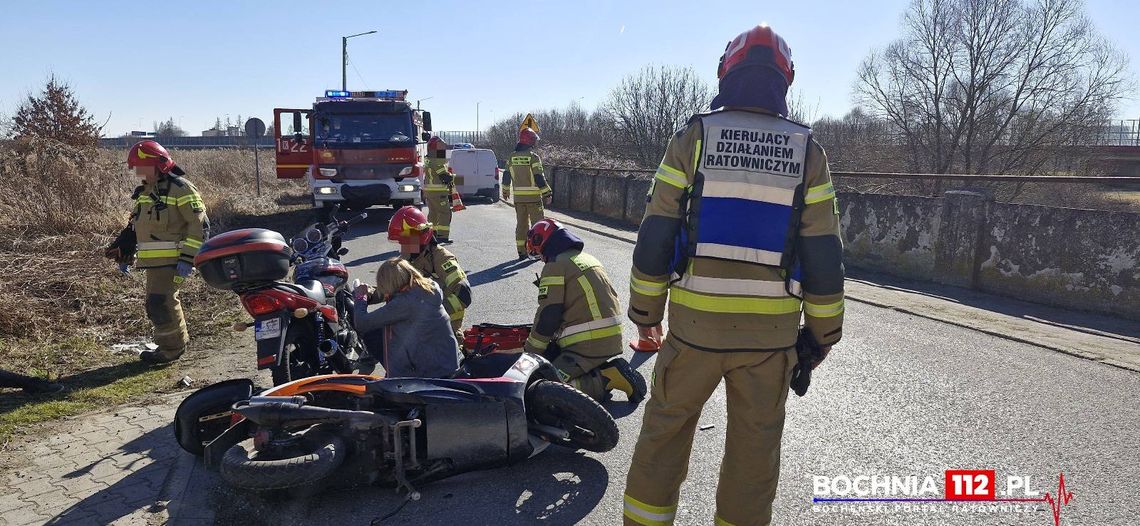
353, 257, 461, 378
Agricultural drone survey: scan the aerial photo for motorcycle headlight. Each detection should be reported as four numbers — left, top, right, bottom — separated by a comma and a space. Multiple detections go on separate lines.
305, 227, 323, 243
291, 238, 309, 252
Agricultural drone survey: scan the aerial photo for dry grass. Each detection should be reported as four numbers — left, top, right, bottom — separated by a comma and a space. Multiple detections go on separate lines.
0, 139, 313, 440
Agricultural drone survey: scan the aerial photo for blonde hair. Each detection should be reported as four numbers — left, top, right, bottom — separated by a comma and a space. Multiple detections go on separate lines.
374, 257, 435, 298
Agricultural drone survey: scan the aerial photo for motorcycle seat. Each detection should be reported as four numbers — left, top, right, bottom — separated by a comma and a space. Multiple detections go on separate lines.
277, 280, 327, 303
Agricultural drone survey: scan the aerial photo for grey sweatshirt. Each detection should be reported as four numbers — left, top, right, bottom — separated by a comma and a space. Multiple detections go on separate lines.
354, 283, 461, 378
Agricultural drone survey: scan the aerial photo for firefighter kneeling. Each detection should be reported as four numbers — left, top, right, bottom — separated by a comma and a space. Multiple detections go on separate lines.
522, 219, 646, 403
387, 206, 472, 337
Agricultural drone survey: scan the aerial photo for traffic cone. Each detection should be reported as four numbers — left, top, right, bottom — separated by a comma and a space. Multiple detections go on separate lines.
450, 189, 466, 212
628, 326, 662, 353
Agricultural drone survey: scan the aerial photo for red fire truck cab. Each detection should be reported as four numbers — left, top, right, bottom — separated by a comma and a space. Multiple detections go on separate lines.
274, 90, 430, 211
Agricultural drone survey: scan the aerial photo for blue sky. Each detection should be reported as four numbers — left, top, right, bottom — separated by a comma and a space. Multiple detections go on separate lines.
1, 0, 1137, 136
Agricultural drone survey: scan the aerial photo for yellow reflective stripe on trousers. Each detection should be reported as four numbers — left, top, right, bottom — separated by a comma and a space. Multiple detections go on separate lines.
804, 299, 845, 318
514, 186, 543, 196
630, 276, 668, 297
525, 335, 548, 350
654, 163, 687, 189
623, 494, 676, 526
670, 288, 802, 315
804, 182, 836, 204
539, 276, 564, 287
181, 237, 203, 249
558, 324, 621, 347
576, 276, 602, 319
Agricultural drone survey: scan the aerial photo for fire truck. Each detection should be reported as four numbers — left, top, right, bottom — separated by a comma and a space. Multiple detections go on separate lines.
273, 90, 431, 210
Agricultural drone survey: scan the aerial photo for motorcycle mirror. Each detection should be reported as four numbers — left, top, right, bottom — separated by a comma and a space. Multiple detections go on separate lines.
338, 247, 349, 256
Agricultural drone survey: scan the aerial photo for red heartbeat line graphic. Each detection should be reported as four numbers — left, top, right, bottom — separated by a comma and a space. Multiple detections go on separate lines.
1042, 473, 1074, 526
994, 473, 1074, 526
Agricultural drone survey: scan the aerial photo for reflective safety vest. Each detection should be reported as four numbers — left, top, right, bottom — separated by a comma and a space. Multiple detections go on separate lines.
505, 151, 549, 204
132, 175, 209, 269
674, 111, 810, 297
423, 157, 451, 193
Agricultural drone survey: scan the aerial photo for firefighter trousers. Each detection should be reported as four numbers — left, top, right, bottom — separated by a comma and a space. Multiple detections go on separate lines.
623, 336, 796, 526
545, 340, 619, 402
425, 192, 453, 241
144, 266, 189, 353
514, 201, 545, 256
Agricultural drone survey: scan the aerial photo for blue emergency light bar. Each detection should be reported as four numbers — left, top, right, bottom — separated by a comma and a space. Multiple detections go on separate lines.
324, 90, 408, 100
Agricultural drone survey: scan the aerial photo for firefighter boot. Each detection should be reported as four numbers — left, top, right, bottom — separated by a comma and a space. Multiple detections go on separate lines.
600, 358, 647, 403
140, 347, 185, 364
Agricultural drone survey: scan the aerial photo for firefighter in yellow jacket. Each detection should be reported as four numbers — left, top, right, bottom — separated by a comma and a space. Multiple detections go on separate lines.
502, 128, 551, 259
105, 141, 209, 364
623, 25, 845, 526
522, 219, 646, 403
423, 136, 455, 243
387, 206, 472, 336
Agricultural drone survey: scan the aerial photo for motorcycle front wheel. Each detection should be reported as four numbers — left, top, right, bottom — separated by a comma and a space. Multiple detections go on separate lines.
220, 429, 347, 491
526, 380, 619, 453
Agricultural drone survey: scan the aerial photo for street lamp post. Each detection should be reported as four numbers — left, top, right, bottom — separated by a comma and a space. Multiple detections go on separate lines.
342, 30, 377, 91
476, 101, 481, 141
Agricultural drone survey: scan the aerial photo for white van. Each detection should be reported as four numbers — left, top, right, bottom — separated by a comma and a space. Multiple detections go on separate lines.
447, 147, 500, 201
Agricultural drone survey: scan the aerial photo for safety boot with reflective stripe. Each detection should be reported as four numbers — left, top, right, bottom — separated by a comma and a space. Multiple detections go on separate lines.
600, 357, 647, 403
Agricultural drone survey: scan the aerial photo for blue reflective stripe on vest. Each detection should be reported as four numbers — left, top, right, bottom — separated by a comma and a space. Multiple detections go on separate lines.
696, 196, 792, 253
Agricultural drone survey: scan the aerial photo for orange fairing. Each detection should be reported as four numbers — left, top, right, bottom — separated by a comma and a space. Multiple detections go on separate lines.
263, 374, 381, 397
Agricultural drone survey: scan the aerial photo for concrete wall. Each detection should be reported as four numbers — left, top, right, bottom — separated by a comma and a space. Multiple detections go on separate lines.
546, 165, 1140, 320
978, 203, 1140, 317
839, 191, 1140, 320
839, 193, 940, 281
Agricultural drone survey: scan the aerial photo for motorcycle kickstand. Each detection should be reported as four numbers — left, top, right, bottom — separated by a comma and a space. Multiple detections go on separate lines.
390, 419, 423, 501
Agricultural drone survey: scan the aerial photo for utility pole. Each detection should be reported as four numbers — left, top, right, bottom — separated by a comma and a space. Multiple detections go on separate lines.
342, 30, 377, 91
476, 101, 481, 141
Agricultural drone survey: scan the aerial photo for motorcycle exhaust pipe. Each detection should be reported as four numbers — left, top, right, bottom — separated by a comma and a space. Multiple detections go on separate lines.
319, 339, 355, 373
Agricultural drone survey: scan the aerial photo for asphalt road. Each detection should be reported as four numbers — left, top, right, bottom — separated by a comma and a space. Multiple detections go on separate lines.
211, 202, 1140, 526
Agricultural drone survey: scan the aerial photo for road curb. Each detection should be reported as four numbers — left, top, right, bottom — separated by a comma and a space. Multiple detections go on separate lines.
515, 203, 1140, 373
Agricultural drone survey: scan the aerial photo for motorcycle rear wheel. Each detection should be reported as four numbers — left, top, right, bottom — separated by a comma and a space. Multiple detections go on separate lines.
526, 380, 619, 453
220, 429, 346, 491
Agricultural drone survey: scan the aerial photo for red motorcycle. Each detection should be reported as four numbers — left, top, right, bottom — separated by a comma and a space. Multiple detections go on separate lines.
195, 208, 369, 385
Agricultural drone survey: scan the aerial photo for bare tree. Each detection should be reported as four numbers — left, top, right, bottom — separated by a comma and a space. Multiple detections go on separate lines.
603, 65, 712, 166
856, 0, 1132, 175
154, 117, 186, 137
12, 76, 101, 147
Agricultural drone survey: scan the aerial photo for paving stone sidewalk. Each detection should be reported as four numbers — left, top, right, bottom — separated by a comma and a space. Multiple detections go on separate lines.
1, 392, 212, 526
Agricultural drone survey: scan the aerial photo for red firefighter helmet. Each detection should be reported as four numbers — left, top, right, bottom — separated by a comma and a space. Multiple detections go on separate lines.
518, 127, 539, 147
388, 206, 434, 246
526, 218, 563, 259
717, 24, 794, 86
427, 136, 449, 153
127, 140, 176, 173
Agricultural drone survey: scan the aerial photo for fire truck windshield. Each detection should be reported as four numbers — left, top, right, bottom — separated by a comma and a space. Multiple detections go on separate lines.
315, 113, 415, 146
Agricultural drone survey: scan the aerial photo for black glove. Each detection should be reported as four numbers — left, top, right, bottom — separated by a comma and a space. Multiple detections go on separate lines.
790, 327, 826, 397
104, 227, 137, 264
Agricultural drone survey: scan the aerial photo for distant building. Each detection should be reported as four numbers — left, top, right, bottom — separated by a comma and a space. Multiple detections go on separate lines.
201, 126, 243, 137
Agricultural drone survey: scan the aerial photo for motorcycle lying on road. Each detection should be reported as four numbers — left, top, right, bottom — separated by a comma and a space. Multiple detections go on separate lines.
194, 206, 370, 385
173, 350, 619, 497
